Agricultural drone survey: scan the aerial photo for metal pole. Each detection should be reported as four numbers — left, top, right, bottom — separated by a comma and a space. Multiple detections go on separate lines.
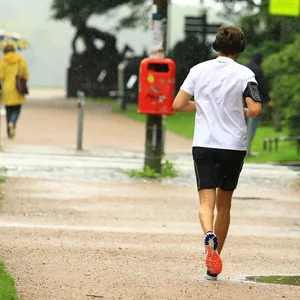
118, 61, 127, 111
246, 117, 254, 156
76, 90, 85, 151
275, 138, 279, 151
144, 0, 169, 173
263, 139, 267, 151
161, 115, 166, 155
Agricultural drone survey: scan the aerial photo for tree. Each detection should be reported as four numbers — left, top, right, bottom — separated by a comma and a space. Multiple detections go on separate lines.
51, 0, 148, 29
263, 36, 300, 136
169, 36, 211, 92
215, 0, 259, 16
215, 0, 300, 132
217, 0, 300, 50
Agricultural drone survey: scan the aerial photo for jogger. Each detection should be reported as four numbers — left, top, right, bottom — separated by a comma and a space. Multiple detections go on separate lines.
172, 25, 262, 280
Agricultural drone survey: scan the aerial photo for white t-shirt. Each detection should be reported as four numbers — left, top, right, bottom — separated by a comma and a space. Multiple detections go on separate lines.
180, 56, 257, 151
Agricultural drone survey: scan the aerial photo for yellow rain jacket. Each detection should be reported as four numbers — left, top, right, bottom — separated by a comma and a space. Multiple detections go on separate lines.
0, 52, 29, 106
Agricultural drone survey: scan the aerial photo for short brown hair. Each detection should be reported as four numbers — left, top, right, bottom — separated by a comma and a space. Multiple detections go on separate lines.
4, 44, 15, 54
214, 25, 244, 55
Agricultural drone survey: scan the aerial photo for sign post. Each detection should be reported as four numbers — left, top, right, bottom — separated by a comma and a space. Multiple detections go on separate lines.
144, 0, 169, 173
184, 14, 221, 42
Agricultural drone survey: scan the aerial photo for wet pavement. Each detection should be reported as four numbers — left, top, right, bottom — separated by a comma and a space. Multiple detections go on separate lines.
246, 275, 300, 286
0, 148, 299, 190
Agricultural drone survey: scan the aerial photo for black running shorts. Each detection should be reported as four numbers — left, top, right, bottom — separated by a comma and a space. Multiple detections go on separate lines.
192, 147, 247, 191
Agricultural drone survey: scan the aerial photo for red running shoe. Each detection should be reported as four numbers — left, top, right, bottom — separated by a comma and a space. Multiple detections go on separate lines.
204, 232, 223, 277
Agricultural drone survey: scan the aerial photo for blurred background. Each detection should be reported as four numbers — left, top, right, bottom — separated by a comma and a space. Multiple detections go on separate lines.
0, 0, 238, 88
0, 0, 299, 163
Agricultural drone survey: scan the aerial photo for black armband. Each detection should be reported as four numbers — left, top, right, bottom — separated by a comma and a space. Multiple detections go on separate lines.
243, 82, 261, 102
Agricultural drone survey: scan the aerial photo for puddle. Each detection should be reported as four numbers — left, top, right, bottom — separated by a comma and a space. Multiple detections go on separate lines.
246, 276, 300, 286
234, 197, 272, 201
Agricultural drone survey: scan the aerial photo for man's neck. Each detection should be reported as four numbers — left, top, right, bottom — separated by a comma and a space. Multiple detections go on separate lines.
218, 52, 238, 61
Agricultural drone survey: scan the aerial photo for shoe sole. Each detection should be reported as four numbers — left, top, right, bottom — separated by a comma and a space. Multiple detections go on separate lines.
205, 234, 223, 275
204, 272, 218, 281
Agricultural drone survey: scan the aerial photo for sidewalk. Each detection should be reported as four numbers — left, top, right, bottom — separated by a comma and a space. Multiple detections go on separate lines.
0, 89, 191, 155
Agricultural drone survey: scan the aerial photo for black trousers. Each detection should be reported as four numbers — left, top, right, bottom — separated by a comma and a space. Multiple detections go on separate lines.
5, 105, 22, 136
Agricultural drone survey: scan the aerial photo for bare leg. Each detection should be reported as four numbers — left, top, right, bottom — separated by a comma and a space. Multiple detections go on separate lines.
198, 189, 216, 234
214, 188, 234, 254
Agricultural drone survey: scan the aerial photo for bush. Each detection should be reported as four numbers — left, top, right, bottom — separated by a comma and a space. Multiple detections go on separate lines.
263, 36, 300, 136
127, 161, 177, 179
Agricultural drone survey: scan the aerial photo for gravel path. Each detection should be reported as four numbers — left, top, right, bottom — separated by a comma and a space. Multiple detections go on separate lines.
0, 91, 299, 299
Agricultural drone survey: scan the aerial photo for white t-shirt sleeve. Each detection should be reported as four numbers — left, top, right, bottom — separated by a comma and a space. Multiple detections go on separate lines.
243, 68, 257, 91
180, 69, 195, 96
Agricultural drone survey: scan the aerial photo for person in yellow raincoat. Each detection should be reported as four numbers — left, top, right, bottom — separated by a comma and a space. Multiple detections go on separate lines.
0, 44, 29, 138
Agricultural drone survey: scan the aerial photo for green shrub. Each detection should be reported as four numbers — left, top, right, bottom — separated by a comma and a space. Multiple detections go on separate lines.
127, 161, 177, 179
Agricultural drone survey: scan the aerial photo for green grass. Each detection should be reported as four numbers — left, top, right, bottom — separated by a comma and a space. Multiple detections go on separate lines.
0, 263, 19, 300
0, 181, 19, 299
0, 177, 5, 200
128, 161, 178, 179
247, 126, 299, 163
87, 98, 299, 163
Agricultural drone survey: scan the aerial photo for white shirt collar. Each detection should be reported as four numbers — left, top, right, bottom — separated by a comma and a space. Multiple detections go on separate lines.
216, 56, 235, 64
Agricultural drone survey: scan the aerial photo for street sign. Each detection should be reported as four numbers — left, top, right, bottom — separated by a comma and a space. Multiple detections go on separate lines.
269, 0, 300, 16
185, 16, 221, 35
185, 16, 206, 34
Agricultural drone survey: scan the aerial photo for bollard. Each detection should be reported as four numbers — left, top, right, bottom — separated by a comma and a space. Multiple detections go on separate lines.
269, 139, 273, 152
246, 117, 254, 155
275, 138, 279, 151
76, 90, 85, 151
118, 62, 128, 111
263, 139, 267, 151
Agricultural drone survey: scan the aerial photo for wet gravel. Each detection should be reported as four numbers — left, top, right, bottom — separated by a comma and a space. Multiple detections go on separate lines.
1, 158, 299, 191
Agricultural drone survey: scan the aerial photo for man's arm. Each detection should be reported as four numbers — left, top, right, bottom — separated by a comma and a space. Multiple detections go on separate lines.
244, 97, 262, 118
172, 90, 196, 112
243, 81, 262, 118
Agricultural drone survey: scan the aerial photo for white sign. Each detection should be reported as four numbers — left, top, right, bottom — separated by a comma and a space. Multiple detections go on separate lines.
126, 75, 138, 89
151, 19, 165, 53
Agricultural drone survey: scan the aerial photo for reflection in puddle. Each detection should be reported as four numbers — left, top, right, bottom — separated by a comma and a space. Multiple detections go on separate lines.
246, 276, 300, 286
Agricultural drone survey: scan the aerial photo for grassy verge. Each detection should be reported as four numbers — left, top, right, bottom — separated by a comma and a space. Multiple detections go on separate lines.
0, 179, 19, 299
246, 126, 299, 163
0, 263, 19, 300
88, 98, 299, 163
0, 177, 5, 200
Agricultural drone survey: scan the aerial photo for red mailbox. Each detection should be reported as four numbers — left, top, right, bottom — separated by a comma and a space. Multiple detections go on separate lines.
138, 58, 176, 115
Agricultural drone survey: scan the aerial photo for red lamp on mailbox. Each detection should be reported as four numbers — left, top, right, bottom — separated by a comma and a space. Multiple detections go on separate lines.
138, 58, 176, 115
